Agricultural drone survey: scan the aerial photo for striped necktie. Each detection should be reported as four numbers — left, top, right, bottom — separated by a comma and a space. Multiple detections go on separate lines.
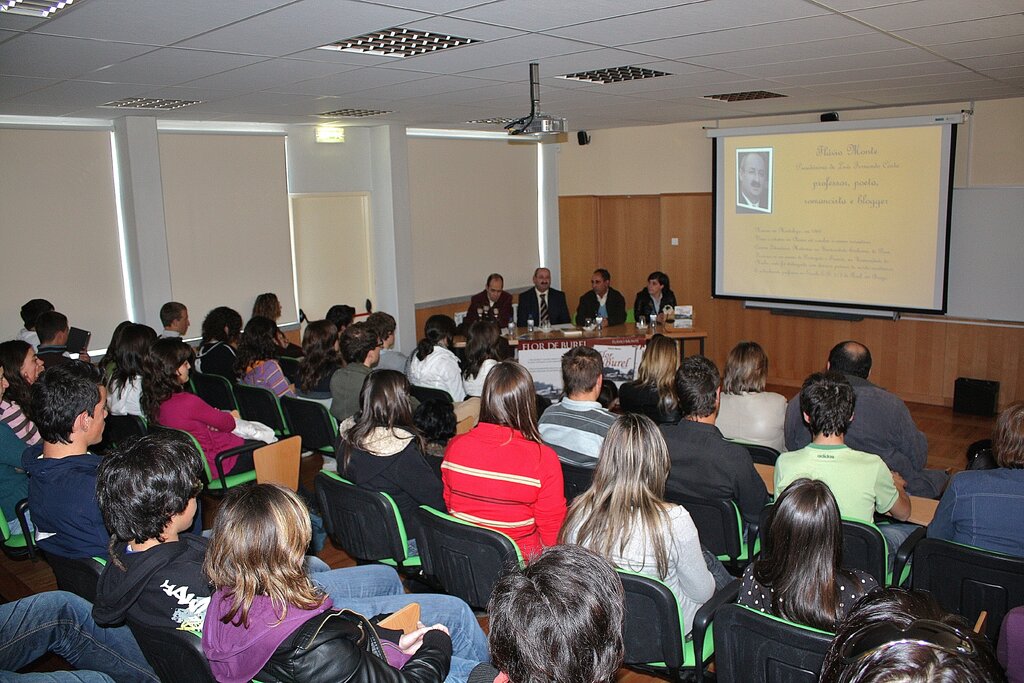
539, 293, 549, 324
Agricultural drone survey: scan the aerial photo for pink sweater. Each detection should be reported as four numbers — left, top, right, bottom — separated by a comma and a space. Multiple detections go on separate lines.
156, 392, 244, 478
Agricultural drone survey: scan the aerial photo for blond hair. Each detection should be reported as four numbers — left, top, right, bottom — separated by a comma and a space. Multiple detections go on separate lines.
204, 484, 324, 627
561, 413, 672, 577
634, 334, 679, 417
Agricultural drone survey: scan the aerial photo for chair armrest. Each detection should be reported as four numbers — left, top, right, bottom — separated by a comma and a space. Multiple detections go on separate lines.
214, 443, 258, 483
691, 578, 741, 680
746, 520, 760, 562
14, 498, 37, 561
893, 525, 926, 585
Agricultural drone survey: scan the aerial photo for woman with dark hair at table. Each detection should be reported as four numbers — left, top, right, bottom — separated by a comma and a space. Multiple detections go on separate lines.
408, 314, 465, 402
195, 306, 243, 379
717, 340, 787, 452
929, 400, 1024, 556
739, 478, 877, 631
633, 271, 677, 323
442, 361, 565, 558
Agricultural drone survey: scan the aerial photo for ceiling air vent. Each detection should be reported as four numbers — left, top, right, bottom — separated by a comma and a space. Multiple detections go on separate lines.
101, 97, 201, 110
557, 66, 670, 84
318, 27, 479, 58
703, 90, 787, 102
319, 108, 392, 118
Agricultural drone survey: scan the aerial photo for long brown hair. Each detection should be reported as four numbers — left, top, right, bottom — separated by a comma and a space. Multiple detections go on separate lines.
204, 484, 325, 627
634, 334, 679, 416
141, 338, 194, 421
0, 340, 35, 415
561, 413, 672, 577
753, 478, 854, 631
463, 319, 501, 380
722, 340, 769, 394
298, 320, 341, 392
341, 369, 424, 470
479, 361, 541, 442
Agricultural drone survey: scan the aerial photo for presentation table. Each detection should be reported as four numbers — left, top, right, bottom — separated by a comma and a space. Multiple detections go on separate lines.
754, 463, 938, 527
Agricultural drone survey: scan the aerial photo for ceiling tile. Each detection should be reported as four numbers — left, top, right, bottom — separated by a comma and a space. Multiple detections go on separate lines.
894, 14, 1024, 45
849, 0, 1024, 30
959, 51, 1024, 70
82, 48, 267, 86
739, 47, 941, 79
930, 36, 1024, 61
0, 34, 155, 79
181, 58, 360, 92
375, 33, 595, 74
8, 78, 142, 107
0, 12, 48, 31
400, 15, 524, 41
684, 33, 910, 70
265, 65, 434, 96
450, 0, 697, 32
0, 75, 57, 99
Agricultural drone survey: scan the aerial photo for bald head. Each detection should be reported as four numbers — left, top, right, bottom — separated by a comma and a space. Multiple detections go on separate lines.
827, 341, 872, 379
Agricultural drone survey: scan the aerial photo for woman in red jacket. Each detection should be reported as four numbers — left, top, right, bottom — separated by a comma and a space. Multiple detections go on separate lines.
442, 361, 566, 559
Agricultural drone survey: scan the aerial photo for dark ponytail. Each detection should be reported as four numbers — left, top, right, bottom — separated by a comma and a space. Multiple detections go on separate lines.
415, 315, 457, 361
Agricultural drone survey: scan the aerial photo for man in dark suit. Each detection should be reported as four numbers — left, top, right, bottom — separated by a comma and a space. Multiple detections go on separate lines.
517, 267, 570, 327
576, 269, 627, 327
465, 272, 514, 327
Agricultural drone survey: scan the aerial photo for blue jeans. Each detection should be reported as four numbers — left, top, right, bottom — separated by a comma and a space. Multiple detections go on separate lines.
0, 591, 157, 683
311, 565, 489, 683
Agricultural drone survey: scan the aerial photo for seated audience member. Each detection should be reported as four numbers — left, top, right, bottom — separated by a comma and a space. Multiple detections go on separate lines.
365, 311, 408, 373
785, 341, 946, 498
516, 267, 571, 328
237, 316, 295, 398
740, 478, 878, 630
296, 319, 341, 403
158, 301, 189, 339
94, 435, 487, 677
414, 398, 457, 460
577, 268, 627, 327
443, 361, 566, 558
252, 292, 302, 356
538, 346, 616, 467
325, 304, 357, 335
143, 338, 252, 479
330, 322, 381, 423
462, 320, 502, 398
1, 590, 157, 683
999, 606, 1024, 683
469, 545, 623, 683
36, 310, 90, 368
202, 484, 478, 683
929, 400, 1024, 555
716, 340, 787, 452
408, 315, 466, 402
661, 355, 768, 530
0, 373, 29, 535
195, 306, 243, 379
106, 324, 157, 417
464, 273, 513, 328
776, 371, 914, 569
619, 333, 682, 424
16, 298, 54, 349
632, 270, 677, 323
21, 362, 109, 559
341, 370, 445, 540
99, 320, 133, 376
0, 339, 44, 445
562, 414, 715, 636
598, 378, 619, 411
819, 588, 1006, 683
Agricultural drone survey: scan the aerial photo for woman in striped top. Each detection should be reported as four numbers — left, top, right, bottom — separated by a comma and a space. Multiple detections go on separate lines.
0, 340, 44, 445
442, 361, 566, 559
237, 316, 295, 398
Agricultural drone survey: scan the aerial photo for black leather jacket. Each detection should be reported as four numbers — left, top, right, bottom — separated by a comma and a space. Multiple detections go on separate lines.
257, 610, 452, 683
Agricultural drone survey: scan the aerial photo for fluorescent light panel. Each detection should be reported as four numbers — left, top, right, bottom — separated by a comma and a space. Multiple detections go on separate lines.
319, 108, 392, 118
102, 97, 201, 110
0, 0, 76, 18
703, 90, 786, 102
318, 27, 479, 58
558, 65, 670, 84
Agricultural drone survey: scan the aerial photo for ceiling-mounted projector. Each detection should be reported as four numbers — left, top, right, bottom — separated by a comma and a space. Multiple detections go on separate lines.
506, 63, 567, 136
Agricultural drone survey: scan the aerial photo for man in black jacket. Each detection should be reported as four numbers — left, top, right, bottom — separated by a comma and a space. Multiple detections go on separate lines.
576, 269, 627, 327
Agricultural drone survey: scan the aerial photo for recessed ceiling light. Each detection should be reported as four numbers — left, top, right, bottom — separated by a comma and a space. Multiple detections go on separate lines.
318, 108, 392, 118
0, 0, 78, 18
318, 27, 479, 58
101, 97, 202, 110
557, 66, 671, 84
703, 90, 787, 102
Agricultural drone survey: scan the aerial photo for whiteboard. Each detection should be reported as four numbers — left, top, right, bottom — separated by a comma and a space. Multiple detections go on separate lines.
946, 187, 1024, 322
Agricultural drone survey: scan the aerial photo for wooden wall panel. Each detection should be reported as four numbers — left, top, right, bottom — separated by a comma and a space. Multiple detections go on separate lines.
596, 196, 661, 302
557, 196, 599, 308
561, 192, 1024, 409
413, 302, 466, 342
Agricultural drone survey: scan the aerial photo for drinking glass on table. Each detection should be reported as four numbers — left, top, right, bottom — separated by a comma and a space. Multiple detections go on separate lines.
595, 316, 604, 332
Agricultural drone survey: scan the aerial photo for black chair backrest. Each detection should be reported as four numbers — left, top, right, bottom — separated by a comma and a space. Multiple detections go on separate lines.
410, 385, 453, 404
561, 461, 595, 503
278, 356, 301, 384
414, 506, 521, 610
233, 383, 287, 434
314, 473, 407, 563
840, 520, 887, 586
617, 570, 684, 672
191, 372, 237, 412
281, 396, 337, 452
713, 604, 833, 683
665, 491, 742, 559
742, 443, 780, 466
912, 538, 1024, 643
129, 623, 216, 683
95, 414, 148, 454
45, 553, 103, 603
